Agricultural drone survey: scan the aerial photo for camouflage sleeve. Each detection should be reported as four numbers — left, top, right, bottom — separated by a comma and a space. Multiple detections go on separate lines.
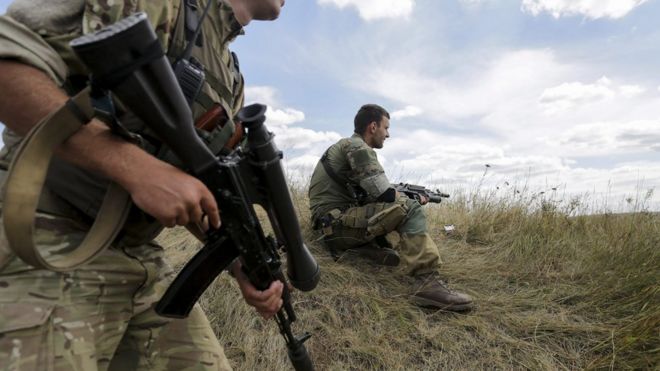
82, 1, 179, 51
346, 144, 391, 200
0, 15, 67, 84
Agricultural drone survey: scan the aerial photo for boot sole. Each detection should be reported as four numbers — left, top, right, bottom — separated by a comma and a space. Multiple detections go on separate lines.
411, 296, 473, 312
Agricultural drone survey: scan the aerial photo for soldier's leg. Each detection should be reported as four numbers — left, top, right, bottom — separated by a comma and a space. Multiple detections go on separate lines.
322, 203, 379, 249
322, 200, 472, 310
395, 198, 442, 276
108, 243, 231, 371
394, 199, 473, 311
109, 305, 231, 371
0, 212, 149, 370
322, 203, 400, 266
324, 198, 440, 272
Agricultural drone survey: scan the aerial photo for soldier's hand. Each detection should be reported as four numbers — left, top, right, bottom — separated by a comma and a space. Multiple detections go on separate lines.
419, 195, 429, 205
122, 157, 221, 229
231, 260, 284, 319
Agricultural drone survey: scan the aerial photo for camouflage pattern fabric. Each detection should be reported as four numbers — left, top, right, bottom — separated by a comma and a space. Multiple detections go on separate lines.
309, 134, 441, 276
0, 0, 245, 245
308, 134, 391, 222
0, 207, 231, 370
0, 0, 245, 369
82, 0, 179, 50
323, 197, 441, 276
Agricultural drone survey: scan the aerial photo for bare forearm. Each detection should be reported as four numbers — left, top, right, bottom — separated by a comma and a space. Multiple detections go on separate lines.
0, 60, 154, 190
0, 60, 221, 228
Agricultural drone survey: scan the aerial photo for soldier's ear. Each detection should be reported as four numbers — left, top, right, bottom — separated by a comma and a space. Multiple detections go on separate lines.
369, 121, 377, 132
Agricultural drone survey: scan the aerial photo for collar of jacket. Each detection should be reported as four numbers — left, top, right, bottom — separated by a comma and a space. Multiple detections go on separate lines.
218, 0, 245, 46
351, 132, 367, 143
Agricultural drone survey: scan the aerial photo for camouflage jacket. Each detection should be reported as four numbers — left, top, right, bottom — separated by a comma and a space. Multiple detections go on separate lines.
308, 133, 391, 223
0, 0, 244, 246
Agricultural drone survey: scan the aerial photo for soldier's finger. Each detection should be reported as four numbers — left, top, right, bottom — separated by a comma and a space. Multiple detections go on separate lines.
247, 280, 283, 307
200, 193, 221, 229
200, 215, 210, 231
189, 203, 204, 226
259, 298, 283, 319
175, 212, 190, 227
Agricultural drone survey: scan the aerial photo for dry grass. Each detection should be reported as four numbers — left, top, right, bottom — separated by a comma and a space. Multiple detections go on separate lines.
157, 187, 659, 370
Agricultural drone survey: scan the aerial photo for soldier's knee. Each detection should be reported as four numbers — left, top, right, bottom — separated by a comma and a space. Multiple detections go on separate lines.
399, 199, 428, 234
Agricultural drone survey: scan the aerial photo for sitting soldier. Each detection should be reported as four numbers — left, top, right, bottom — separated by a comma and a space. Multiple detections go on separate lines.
308, 104, 473, 311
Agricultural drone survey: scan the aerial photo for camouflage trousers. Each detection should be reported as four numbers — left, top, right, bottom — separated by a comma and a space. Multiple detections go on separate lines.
323, 197, 441, 276
0, 209, 231, 371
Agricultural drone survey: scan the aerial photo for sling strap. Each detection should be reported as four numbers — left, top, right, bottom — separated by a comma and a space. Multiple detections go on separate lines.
2, 87, 132, 271
320, 148, 366, 202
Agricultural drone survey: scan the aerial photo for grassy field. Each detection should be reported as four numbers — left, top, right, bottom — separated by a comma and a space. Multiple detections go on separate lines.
158, 188, 659, 370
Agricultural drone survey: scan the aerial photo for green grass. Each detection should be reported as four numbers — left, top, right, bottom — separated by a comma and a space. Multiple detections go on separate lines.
158, 188, 659, 370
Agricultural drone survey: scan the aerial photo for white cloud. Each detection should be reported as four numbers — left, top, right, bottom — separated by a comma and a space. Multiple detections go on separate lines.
620, 84, 646, 98
317, 0, 414, 21
245, 86, 279, 106
540, 76, 615, 108
391, 105, 423, 120
521, 0, 648, 19
265, 107, 305, 127
244, 85, 305, 126
539, 77, 647, 114
380, 129, 660, 212
383, 130, 569, 182
359, 49, 567, 123
270, 126, 341, 150
553, 120, 660, 155
277, 6, 660, 211
244, 85, 341, 150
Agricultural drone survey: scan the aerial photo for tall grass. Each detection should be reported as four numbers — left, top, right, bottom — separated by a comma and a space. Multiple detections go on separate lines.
158, 184, 659, 370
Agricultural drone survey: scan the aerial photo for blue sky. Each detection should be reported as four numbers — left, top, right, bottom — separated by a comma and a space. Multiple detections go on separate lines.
2, 0, 659, 211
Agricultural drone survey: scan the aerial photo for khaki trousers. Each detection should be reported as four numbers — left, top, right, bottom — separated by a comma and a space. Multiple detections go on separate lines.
323, 197, 441, 276
0, 209, 231, 371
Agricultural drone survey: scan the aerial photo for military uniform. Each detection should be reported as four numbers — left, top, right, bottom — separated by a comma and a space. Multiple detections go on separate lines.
308, 134, 441, 276
0, 0, 244, 369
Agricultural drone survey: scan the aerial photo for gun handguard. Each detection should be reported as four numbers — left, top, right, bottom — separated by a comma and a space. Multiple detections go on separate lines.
393, 182, 450, 204
195, 103, 244, 150
71, 13, 319, 371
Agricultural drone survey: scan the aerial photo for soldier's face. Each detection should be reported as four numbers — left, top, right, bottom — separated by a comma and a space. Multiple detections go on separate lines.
372, 117, 390, 149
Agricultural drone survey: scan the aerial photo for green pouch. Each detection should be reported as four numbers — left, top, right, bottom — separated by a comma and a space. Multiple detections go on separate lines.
366, 205, 406, 237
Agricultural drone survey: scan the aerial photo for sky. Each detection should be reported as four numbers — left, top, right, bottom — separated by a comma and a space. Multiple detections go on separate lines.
1, 0, 659, 212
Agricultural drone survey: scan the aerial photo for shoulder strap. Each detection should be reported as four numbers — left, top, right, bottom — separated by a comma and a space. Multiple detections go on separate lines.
2, 87, 132, 271
320, 149, 360, 201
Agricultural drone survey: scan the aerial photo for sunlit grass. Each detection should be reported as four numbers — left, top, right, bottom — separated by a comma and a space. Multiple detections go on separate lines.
158, 182, 659, 370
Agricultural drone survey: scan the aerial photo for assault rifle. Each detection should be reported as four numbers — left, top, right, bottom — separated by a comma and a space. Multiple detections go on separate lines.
393, 183, 450, 204
70, 13, 319, 371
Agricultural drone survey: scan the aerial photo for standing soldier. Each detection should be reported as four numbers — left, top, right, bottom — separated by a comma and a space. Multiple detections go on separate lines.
0, 0, 285, 369
309, 104, 473, 311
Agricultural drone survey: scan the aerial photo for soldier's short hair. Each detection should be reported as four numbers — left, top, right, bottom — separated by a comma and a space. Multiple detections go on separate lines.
354, 104, 390, 135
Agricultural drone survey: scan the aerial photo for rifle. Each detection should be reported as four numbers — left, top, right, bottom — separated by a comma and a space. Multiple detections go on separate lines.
195, 102, 245, 151
70, 13, 319, 371
393, 183, 450, 204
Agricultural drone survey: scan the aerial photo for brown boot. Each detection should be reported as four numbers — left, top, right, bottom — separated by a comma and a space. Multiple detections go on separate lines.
411, 273, 473, 311
344, 245, 401, 266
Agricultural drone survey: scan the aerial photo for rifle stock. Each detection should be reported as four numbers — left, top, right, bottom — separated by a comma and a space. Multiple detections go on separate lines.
71, 13, 319, 371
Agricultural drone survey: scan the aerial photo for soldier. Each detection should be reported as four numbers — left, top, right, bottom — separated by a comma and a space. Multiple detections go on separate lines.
309, 104, 473, 311
0, 0, 285, 369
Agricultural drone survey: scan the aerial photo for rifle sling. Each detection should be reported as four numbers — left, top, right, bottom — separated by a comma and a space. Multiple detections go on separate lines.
320, 149, 359, 201
2, 87, 132, 271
